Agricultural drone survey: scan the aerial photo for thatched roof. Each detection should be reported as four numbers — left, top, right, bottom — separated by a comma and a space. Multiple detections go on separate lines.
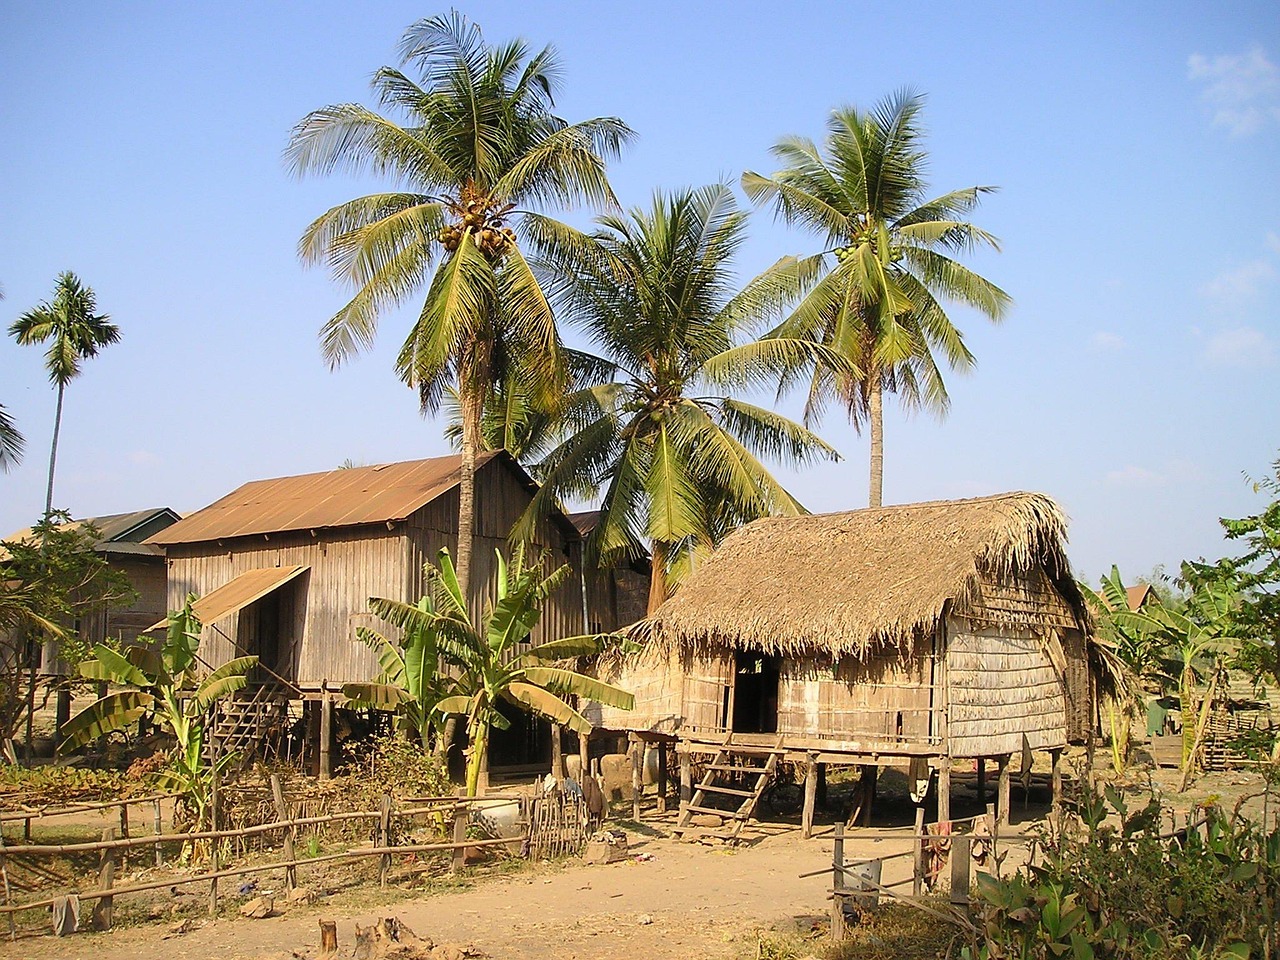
632, 492, 1090, 658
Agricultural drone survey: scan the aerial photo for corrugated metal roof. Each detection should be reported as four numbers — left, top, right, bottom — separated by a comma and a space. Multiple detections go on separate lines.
149, 452, 508, 545
0, 508, 178, 560
146, 565, 308, 631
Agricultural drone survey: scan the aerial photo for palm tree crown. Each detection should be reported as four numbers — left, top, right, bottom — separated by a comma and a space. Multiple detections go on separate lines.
287, 12, 633, 600
522, 185, 840, 612
9, 272, 121, 513
743, 90, 1010, 507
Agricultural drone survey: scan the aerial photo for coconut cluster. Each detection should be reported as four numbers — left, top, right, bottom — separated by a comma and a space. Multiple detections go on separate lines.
437, 185, 516, 260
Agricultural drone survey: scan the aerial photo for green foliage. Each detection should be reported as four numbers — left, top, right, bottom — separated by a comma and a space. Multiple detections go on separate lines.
0, 511, 136, 742
0, 765, 131, 807
60, 598, 257, 833
339, 734, 452, 809
387, 545, 633, 795
963, 788, 1279, 959
0, 403, 22, 472
742, 90, 1009, 507
518, 185, 840, 604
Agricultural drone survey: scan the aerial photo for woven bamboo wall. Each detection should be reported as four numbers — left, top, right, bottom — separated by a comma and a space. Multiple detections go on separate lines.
946, 618, 1067, 757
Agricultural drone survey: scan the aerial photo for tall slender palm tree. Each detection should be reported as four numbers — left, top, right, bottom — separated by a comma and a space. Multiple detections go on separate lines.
521, 185, 841, 612
9, 272, 121, 514
743, 90, 1010, 507
0, 286, 20, 473
287, 13, 632, 601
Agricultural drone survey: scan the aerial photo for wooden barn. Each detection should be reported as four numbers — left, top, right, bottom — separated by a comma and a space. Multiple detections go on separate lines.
595, 492, 1097, 836
147, 452, 622, 776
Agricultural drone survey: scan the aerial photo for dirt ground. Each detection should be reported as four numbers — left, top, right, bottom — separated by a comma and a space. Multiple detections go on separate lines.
4, 762, 1273, 960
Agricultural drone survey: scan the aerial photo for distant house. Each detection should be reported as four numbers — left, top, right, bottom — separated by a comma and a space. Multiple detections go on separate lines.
147, 452, 636, 775
597, 492, 1099, 833
0, 508, 180, 674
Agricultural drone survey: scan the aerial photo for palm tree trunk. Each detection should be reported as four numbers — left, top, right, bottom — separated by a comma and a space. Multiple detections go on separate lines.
868, 371, 884, 509
44, 381, 65, 516
647, 541, 668, 615
456, 384, 484, 609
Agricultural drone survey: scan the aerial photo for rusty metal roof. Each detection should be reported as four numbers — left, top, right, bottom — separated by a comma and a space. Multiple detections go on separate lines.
148, 451, 534, 545
146, 565, 308, 631
1, 508, 179, 560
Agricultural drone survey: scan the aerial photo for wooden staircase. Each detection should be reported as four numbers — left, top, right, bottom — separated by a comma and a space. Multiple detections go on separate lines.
673, 735, 784, 843
207, 683, 291, 762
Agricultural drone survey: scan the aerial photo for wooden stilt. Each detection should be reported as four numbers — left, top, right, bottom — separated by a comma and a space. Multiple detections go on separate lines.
937, 759, 951, 825
550, 724, 563, 779
816, 762, 828, 808
976, 758, 986, 800
802, 753, 818, 838
679, 747, 692, 804
629, 735, 643, 822
860, 765, 877, 827
1050, 748, 1063, 826
319, 691, 333, 781
656, 741, 668, 814
950, 834, 972, 912
997, 754, 1011, 827
578, 729, 590, 784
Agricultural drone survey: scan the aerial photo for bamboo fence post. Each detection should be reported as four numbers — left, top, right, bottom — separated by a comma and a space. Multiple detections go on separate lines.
153, 798, 164, 867
270, 775, 297, 890
912, 805, 926, 896
0, 828, 14, 940
450, 806, 467, 876
92, 827, 117, 931
378, 794, 393, 888
656, 741, 668, 814
802, 754, 818, 839
950, 834, 971, 913
830, 821, 846, 942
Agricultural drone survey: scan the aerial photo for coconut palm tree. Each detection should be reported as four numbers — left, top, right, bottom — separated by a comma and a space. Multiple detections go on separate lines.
0, 404, 22, 473
8, 272, 121, 514
520, 185, 842, 612
287, 12, 632, 601
742, 90, 1010, 507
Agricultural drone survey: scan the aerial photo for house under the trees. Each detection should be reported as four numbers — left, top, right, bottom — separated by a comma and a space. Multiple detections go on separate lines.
147, 452, 642, 777
595, 492, 1100, 837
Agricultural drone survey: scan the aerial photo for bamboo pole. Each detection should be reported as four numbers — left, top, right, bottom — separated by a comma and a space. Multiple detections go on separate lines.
319, 691, 333, 781
0, 792, 184, 823
0, 827, 14, 940
152, 798, 163, 867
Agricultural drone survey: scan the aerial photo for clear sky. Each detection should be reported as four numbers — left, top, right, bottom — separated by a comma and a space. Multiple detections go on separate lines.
2, 1, 1277, 585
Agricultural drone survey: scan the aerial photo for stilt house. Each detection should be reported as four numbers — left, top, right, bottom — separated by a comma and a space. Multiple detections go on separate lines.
147, 452, 619, 775
595, 492, 1097, 834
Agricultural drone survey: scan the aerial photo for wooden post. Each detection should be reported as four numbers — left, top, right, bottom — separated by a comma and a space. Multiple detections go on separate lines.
816, 762, 828, 808
950, 834, 971, 911
986, 802, 999, 878
0, 827, 15, 940
656, 741, 668, 814
858, 765, 877, 827
118, 802, 129, 872
629, 735, 643, 822
378, 793, 393, 888
578, 729, 590, 785
976, 758, 986, 801
937, 759, 951, 825
830, 821, 846, 942
450, 806, 467, 876
93, 827, 117, 931
319, 690, 333, 781
679, 747, 692, 805
802, 754, 818, 839
153, 798, 164, 867
911, 805, 926, 896
550, 723, 563, 779
319, 919, 338, 955
997, 754, 1012, 828
270, 774, 297, 890
1050, 748, 1063, 827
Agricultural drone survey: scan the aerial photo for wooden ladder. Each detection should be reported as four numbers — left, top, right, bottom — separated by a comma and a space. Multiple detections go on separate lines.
673, 734, 784, 843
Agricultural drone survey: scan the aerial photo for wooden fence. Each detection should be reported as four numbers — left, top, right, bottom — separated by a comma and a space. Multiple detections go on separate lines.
0, 777, 570, 938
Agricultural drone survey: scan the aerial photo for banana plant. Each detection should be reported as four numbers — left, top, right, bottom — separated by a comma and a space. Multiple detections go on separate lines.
343, 594, 455, 751
374, 545, 634, 795
59, 597, 257, 830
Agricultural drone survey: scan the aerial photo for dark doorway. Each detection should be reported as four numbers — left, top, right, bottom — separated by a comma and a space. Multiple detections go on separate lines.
486, 701, 551, 773
237, 578, 304, 682
732, 652, 781, 734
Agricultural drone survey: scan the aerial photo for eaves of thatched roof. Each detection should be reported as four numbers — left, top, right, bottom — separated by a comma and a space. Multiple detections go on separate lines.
631, 491, 1091, 658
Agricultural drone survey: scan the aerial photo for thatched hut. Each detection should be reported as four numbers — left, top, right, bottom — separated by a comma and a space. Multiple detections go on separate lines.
596, 491, 1095, 831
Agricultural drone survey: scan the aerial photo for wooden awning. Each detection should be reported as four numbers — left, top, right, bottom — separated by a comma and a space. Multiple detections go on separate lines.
147, 565, 308, 631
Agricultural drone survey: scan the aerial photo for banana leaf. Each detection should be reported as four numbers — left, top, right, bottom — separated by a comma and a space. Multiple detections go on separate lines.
59, 690, 154, 751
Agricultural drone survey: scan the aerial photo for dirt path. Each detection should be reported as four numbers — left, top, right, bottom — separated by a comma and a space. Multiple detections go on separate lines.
5, 825, 918, 960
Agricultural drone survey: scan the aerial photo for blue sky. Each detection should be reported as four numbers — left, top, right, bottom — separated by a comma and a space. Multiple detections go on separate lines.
1, 1, 1277, 584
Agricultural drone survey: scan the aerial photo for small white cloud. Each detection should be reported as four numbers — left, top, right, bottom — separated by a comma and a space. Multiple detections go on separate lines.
1205, 326, 1277, 367
1088, 331, 1125, 352
1199, 258, 1275, 312
1187, 44, 1280, 135
1106, 465, 1166, 488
